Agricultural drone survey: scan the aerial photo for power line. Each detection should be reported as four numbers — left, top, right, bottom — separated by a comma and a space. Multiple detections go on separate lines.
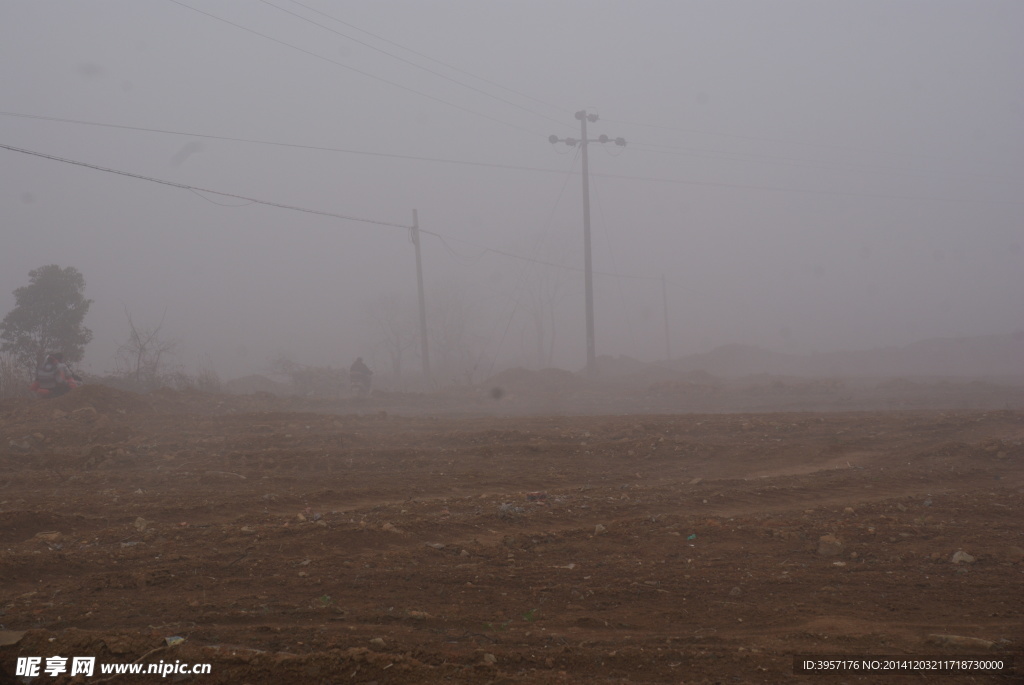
0, 142, 410, 230
257, 0, 571, 129
165, 0, 548, 139
0, 140, 660, 282
286, 0, 572, 118
589, 169, 1024, 206
7, 110, 1018, 206
602, 116, 995, 169
627, 139, 998, 182
0, 110, 569, 174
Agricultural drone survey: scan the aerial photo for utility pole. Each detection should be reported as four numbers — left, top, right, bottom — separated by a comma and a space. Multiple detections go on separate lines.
661, 274, 671, 361
550, 110, 625, 375
410, 209, 431, 382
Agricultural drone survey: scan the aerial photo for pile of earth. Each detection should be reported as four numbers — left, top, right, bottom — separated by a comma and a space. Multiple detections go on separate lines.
9, 383, 153, 422
483, 367, 586, 400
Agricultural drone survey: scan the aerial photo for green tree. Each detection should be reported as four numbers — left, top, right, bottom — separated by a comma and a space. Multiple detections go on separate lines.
0, 265, 93, 369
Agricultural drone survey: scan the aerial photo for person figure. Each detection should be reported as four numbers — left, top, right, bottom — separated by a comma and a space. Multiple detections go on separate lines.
349, 357, 372, 397
31, 352, 79, 398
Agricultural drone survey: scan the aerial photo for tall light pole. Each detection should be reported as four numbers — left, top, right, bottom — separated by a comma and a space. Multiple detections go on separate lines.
549, 110, 625, 374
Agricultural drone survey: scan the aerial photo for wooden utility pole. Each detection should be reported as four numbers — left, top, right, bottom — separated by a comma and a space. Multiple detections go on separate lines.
411, 209, 431, 381
549, 111, 625, 374
661, 274, 671, 361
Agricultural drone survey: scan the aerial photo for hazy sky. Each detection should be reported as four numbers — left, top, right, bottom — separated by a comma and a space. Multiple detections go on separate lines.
2, 1, 1021, 381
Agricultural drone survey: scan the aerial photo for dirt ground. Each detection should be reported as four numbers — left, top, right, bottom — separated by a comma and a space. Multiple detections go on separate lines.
1, 382, 1022, 684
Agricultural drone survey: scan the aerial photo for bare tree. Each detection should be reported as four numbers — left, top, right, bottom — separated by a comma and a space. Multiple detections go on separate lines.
523, 263, 567, 369
113, 308, 177, 391
361, 292, 418, 383
429, 281, 486, 385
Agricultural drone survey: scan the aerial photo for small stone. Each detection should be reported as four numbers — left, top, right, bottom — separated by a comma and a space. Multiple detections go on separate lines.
369, 637, 386, 648
594, 524, 606, 535
482, 653, 497, 665
927, 634, 994, 649
728, 586, 741, 597
133, 517, 149, 532
997, 545, 1024, 563
951, 550, 976, 564
817, 534, 843, 557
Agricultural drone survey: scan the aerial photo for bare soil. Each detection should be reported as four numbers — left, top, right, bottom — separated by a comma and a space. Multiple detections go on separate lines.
1, 383, 1022, 684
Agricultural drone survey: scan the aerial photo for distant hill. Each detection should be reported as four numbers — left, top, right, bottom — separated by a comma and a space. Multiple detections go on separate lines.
664, 331, 1024, 379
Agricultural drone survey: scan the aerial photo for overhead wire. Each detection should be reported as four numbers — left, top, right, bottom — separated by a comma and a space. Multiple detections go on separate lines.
0, 111, 574, 174
7, 109, 1015, 207
286, 0, 572, 118
164, 0, 549, 139
0, 142, 411, 230
626, 139, 999, 181
1, 140, 661, 282
257, 0, 572, 130
601, 116, 994, 168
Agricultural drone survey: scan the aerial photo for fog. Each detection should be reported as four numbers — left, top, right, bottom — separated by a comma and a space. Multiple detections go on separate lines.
2, 1, 1021, 383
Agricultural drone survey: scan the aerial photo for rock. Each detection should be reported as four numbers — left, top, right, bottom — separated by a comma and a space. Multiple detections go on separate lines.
927, 634, 994, 649
71, 406, 99, 419
0, 631, 26, 647
728, 586, 742, 597
369, 637, 386, 648
996, 545, 1024, 563
34, 531, 63, 543
817, 534, 844, 557
594, 524, 607, 535
951, 550, 976, 564
482, 653, 497, 665
133, 517, 149, 532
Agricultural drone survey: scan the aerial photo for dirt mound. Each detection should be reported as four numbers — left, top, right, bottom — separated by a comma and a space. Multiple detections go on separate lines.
16, 384, 151, 421
484, 367, 585, 397
223, 374, 290, 395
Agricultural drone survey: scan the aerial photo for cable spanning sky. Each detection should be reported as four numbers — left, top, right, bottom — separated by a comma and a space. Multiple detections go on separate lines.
2, 1, 1021, 381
